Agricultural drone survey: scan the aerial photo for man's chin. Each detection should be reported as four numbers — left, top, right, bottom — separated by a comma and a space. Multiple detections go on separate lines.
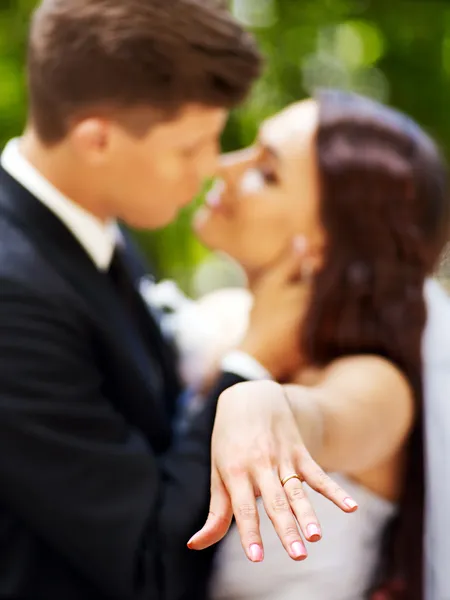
192, 207, 210, 232
125, 206, 182, 231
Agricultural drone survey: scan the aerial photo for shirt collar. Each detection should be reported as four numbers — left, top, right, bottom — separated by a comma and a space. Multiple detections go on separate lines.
1, 138, 118, 270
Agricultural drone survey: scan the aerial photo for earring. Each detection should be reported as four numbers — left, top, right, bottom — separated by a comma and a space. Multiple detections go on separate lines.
292, 235, 316, 283
300, 259, 315, 283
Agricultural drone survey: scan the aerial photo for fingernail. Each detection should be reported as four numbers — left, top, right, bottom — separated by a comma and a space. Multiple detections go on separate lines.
293, 235, 308, 254
249, 544, 264, 562
291, 541, 307, 559
344, 497, 358, 511
187, 534, 197, 549
306, 523, 321, 542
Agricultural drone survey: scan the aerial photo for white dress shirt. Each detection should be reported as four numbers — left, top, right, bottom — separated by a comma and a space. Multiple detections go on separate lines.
1, 138, 271, 382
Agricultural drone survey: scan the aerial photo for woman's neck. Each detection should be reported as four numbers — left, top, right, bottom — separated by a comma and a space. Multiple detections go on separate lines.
245, 266, 270, 291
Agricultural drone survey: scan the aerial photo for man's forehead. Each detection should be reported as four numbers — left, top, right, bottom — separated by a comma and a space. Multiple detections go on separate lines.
148, 104, 228, 144
176, 104, 228, 128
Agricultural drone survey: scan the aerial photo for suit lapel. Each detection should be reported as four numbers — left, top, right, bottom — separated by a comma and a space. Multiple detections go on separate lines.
0, 168, 173, 449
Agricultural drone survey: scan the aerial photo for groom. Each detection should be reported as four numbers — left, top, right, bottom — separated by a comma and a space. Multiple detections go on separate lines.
0, 1, 311, 599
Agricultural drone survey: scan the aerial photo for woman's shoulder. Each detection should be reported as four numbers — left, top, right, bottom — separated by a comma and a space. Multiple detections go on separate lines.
293, 354, 412, 392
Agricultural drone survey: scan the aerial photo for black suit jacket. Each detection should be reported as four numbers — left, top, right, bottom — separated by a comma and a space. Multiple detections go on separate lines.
0, 167, 242, 600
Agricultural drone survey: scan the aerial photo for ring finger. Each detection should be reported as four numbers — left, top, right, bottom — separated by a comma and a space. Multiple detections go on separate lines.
280, 470, 322, 543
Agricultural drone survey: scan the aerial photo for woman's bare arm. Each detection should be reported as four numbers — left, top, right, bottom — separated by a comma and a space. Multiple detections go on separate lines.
284, 356, 415, 474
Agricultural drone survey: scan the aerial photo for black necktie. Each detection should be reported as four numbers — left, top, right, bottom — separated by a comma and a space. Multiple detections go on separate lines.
107, 245, 180, 414
108, 245, 167, 349
108, 246, 139, 315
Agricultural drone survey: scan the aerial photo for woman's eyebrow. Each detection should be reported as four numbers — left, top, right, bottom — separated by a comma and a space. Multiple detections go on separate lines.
257, 136, 280, 162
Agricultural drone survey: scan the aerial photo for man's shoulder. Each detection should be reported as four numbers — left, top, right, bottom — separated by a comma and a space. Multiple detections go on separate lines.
0, 215, 56, 291
0, 214, 79, 318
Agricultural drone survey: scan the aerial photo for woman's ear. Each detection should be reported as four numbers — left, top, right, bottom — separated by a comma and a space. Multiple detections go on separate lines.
292, 234, 324, 282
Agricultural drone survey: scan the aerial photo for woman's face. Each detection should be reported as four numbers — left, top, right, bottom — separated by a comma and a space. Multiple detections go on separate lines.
194, 99, 325, 273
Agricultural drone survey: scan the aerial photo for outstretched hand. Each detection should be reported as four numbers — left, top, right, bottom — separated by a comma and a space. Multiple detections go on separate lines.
188, 380, 358, 562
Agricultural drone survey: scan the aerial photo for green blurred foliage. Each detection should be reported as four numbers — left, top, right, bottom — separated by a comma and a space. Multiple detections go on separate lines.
1, 0, 449, 291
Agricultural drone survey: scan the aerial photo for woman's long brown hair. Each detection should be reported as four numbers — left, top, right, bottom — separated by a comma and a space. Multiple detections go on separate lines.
302, 90, 449, 599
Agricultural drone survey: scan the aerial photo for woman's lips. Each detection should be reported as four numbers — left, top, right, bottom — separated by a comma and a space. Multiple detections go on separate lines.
193, 180, 230, 233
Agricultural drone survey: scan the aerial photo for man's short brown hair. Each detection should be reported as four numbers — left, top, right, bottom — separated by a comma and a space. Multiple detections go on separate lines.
27, 0, 262, 144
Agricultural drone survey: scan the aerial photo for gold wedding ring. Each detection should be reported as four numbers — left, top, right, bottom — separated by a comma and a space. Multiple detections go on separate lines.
281, 473, 302, 487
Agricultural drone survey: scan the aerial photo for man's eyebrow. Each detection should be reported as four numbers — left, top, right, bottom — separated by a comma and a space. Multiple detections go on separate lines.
184, 131, 215, 150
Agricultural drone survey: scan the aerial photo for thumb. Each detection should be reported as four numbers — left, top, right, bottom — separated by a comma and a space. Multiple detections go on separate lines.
187, 470, 233, 551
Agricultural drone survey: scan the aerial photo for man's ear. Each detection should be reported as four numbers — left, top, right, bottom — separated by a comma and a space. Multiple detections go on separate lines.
70, 118, 111, 164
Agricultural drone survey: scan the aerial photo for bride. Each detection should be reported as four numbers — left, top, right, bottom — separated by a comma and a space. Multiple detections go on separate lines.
185, 90, 449, 600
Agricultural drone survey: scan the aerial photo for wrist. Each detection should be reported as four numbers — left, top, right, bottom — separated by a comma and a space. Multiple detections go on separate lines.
221, 351, 273, 381
238, 338, 283, 380
282, 385, 325, 461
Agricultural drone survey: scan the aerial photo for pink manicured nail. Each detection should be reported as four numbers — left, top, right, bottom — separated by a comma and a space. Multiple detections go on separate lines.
249, 544, 264, 562
306, 523, 321, 541
344, 497, 358, 511
291, 541, 307, 559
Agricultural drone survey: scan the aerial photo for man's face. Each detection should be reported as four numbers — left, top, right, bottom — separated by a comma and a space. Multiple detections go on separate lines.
74, 104, 228, 229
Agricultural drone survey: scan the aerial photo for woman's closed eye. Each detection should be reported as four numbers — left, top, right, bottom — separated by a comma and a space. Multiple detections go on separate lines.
259, 164, 279, 185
